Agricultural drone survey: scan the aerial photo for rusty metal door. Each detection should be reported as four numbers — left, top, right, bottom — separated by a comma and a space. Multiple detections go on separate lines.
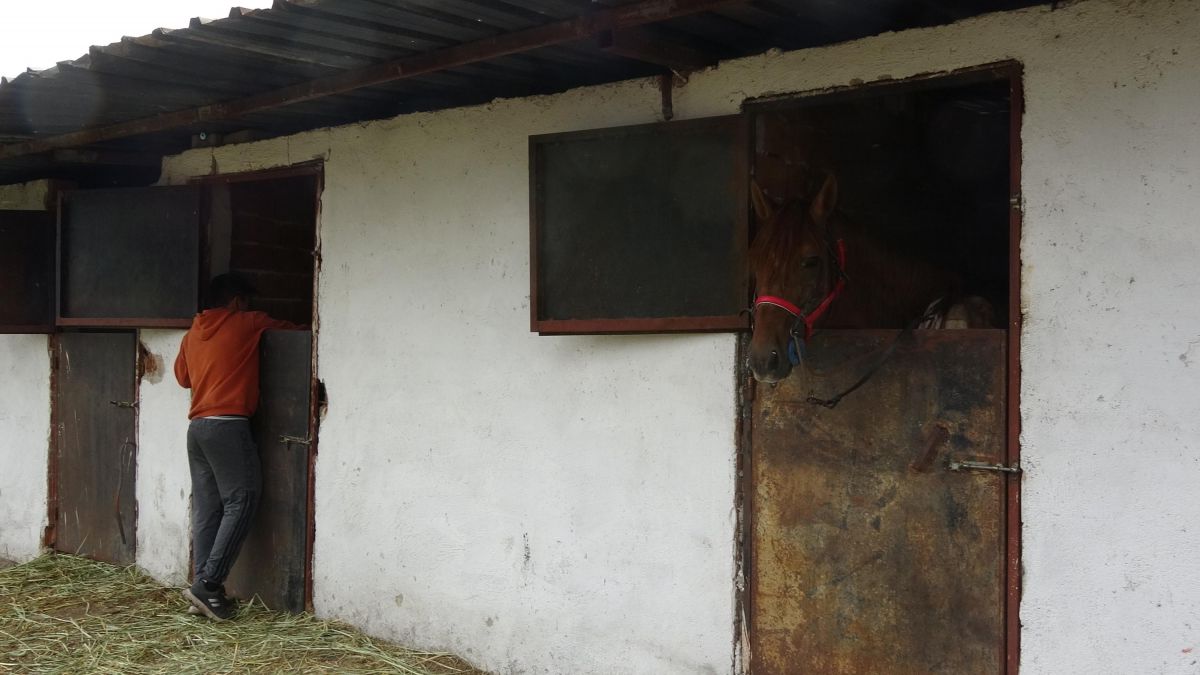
748, 330, 1007, 674
53, 331, 138, 564
224, 330, 313, 612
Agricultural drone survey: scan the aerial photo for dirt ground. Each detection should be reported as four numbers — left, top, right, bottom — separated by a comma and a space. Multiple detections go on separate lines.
0, 553, 487, 674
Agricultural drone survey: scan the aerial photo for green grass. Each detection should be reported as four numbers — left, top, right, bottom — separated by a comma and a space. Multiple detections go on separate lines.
0, 553, 484, 674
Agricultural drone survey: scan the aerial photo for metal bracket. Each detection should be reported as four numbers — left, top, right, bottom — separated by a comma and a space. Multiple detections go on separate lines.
109, 400, 138, 409
948, 459, 1021, 474
279, 435, 311, 446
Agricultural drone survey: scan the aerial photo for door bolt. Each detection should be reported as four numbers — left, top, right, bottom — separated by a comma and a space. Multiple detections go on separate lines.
948, 459, 1020, 474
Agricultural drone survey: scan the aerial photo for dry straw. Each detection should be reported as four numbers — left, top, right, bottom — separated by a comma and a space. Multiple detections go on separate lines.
0, 553, 484, 674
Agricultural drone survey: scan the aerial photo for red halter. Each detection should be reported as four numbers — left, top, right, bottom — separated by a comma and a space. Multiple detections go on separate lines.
754, 239, 847, 341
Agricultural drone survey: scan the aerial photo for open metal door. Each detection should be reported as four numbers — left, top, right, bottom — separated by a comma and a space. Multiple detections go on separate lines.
748, 330, 1008, 674
53, 331, 138, 564
224, 330, 313, 612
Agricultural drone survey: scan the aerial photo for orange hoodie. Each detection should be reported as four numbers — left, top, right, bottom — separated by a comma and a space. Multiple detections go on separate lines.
174, 308, 304, 419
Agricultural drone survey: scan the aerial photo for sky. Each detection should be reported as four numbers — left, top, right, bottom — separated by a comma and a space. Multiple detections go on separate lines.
0, 0, 274, 80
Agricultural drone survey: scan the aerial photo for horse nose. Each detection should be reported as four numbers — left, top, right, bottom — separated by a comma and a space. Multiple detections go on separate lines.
748, 343, 791, 383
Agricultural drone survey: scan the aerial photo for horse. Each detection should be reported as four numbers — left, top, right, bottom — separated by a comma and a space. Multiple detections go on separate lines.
747, 173, 993, 383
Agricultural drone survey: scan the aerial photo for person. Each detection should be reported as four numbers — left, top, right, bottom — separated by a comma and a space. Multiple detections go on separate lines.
174, 273, 304, 620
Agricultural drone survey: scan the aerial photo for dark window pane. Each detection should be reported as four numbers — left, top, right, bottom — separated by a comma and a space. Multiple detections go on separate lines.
60, 186, 199, 325
531, 116, 747, 333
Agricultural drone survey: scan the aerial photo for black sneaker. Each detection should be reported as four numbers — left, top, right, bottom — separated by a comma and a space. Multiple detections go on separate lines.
182, 579, 236, 621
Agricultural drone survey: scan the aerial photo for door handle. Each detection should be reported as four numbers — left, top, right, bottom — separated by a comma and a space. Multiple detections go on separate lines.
279, 435, 311, 446
948, 459, 1020, 474
109, 400, 138, 409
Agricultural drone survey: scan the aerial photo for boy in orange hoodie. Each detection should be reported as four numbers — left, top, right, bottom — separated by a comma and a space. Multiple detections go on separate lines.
175, 273, 303, 620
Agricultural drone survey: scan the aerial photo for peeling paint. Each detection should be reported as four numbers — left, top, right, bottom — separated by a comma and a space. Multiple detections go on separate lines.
137, 341, 164, 385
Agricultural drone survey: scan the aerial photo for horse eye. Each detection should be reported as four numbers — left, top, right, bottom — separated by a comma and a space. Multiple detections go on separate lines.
801, 256, 821, 269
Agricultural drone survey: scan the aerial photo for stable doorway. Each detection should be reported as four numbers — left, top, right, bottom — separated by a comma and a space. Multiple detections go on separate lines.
741, 65, 1022, 674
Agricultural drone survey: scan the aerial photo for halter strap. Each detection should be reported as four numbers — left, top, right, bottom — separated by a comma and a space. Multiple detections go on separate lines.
752, 295, 804, 317
753, 238, 847, 342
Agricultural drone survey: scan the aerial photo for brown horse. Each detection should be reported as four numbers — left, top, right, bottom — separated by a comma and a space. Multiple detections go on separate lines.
747, 173, 991, 383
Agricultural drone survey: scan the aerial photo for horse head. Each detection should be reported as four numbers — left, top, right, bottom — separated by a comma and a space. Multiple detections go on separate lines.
748, 173, 844, 383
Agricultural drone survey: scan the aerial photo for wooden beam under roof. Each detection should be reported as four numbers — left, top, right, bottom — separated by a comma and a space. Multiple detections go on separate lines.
51, 149, 162, 167
597, 26, 716, 72
0, 0, 744, 161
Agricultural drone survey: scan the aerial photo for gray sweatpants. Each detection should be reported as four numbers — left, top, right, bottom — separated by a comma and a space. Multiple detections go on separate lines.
187, 418, 261, 585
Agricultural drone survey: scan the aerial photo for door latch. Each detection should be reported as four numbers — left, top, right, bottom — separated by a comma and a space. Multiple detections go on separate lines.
948, 459, 1020, 474
109, 400, 138, 409
279, 435, 311, 446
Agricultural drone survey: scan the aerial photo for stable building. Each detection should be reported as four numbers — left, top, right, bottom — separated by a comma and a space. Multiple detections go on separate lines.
1, 1, 1198, 673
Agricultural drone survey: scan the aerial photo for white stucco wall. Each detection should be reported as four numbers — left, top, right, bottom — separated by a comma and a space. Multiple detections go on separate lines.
134, 330, 191, 584
136, 0, 1200, 672
0, 335, 49, 562
0, 180, 51, 562
158, 81, 741, 674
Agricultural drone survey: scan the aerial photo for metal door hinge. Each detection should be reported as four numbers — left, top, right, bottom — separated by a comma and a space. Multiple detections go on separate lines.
279, 435, 311, 446
948, 459, 1021, 474
109, 400, 138, 409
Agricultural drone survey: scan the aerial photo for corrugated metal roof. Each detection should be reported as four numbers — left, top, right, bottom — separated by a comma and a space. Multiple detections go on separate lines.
0, 0, 1045, 186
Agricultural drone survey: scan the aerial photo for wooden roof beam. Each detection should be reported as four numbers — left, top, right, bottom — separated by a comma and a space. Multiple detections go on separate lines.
51, 148, 163, 167
597, 27, 716, 72
0, 0, 744, 161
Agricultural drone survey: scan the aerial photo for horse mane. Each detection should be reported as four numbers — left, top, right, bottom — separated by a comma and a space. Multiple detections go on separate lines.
748, 199, 816, 287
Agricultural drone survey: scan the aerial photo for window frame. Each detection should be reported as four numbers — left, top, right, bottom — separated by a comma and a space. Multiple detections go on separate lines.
529, 115, 750, 335
56, 185, 202, 328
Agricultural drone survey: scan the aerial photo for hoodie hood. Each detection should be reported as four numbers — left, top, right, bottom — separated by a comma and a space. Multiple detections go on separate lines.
191, 307, 239, 341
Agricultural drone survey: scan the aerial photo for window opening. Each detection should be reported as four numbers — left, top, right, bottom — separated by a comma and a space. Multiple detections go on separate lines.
203, 173, 318, 325
750, 76, 1012, 328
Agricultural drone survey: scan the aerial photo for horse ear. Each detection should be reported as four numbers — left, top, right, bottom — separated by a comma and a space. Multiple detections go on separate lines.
810, 173, 839, 224
750, 180, 774, 223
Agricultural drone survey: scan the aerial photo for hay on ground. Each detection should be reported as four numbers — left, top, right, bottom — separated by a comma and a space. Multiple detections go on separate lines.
0, 553, 484, 674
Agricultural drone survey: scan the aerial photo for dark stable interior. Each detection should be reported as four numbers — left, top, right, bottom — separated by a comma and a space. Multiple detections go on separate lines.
753, 78, 1012, 326
204, 174, 318, 325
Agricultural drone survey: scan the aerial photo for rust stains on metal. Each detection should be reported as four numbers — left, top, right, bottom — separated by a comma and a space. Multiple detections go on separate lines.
910, 421, 951, 473
1005, 65, 1025, 675
223, 331, 313, 612
749, 330, 1008, 675
52, 331, 139, 565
